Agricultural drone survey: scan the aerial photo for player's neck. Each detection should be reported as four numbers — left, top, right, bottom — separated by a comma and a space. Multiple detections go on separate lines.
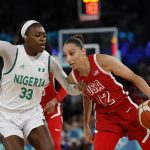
78, 57, 90, 77
23, 44, 38, 56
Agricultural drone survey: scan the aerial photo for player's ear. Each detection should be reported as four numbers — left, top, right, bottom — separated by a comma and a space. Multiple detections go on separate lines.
82, 48, 86, 55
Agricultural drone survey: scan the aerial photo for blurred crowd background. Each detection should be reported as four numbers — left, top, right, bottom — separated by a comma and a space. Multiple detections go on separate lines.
0, 0, 150, 149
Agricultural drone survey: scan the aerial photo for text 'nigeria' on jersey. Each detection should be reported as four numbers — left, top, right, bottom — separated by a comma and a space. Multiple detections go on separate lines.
14, 74, 45, 87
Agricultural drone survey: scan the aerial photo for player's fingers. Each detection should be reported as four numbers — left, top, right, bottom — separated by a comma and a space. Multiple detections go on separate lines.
43, 105, 55, 114
84, 133, 94, 144
85, 137, 93, 144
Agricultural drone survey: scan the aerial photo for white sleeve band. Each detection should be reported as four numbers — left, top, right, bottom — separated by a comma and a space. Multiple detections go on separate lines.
50, 56, 80, 96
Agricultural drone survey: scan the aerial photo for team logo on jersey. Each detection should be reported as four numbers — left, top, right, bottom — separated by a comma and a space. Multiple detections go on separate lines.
126, 107, 131, 113
93, 70, 99, 76
38, 68, 45, 72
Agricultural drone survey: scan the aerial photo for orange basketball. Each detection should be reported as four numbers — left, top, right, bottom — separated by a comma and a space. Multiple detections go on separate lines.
138, 100, 150, 129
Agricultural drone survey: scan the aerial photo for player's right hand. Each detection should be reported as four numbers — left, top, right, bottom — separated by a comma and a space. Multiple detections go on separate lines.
84, 125, 94, 144
75, 81, 88, 92
44, 98, 58, 114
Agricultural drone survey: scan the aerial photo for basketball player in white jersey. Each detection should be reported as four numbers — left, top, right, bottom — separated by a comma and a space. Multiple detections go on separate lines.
0, 20, 80, 150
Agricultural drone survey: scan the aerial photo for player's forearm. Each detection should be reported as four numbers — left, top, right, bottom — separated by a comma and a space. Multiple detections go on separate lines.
66, 83, 81, 95
83, 95, 92, 127
50, 56, 81, 96
132, 75, 150, 98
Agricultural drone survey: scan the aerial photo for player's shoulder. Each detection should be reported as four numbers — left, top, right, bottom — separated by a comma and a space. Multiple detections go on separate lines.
96, 53, 112, 59
37, 50, 50, 65
40, 50, 50, 59
0, 40, 16, 49
95, 54, 108, 64
0, 41, 18, 55
96, 54, 116, 63
0, 40, 11, 45
95, 54, 119, 72
43, 50, 50, 56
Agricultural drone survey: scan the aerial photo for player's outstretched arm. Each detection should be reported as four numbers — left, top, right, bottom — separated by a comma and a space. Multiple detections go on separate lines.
50, 56, 81, 96
97, 54, 150, 99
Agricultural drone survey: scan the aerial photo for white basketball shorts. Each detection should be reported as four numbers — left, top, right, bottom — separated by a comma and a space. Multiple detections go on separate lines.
0, 105, 45, 138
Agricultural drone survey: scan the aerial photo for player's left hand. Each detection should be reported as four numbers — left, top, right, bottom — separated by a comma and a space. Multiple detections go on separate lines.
84, 125, 94, 144
44, 98, 58, 114
75, 81, 88, 92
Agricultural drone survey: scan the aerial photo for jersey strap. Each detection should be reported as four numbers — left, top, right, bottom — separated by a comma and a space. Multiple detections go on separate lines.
48, 55, 51, 82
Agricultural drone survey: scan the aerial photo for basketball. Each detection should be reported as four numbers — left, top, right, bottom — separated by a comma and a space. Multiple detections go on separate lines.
138, 100, 150, 129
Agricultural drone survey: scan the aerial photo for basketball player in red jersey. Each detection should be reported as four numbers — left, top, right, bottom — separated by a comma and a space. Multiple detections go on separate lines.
41, 73, 67, 150
63, 34, 150, 150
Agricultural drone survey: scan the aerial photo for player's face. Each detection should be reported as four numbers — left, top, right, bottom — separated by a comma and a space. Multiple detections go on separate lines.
63, 43, 84, 70
25, 25, 46, 55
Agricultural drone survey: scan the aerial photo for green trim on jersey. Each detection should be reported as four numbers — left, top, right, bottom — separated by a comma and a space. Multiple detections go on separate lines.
48, 55, 51, 81
3, 48, 18, 75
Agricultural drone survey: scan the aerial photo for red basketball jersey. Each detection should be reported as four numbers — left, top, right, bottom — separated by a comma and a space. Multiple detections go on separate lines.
72, 54, 137, 113
72, 54, 150, 149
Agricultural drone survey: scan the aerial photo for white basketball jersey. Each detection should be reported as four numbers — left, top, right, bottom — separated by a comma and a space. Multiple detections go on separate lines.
0, 45, 50, 110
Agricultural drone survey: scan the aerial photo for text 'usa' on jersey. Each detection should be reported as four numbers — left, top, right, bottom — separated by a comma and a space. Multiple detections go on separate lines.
72, 54, 128, 107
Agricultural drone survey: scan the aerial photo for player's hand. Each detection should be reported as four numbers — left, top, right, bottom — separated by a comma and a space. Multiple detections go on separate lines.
75, 81, 88, 92
84, 125, 94, 144
43, 98, 58, 114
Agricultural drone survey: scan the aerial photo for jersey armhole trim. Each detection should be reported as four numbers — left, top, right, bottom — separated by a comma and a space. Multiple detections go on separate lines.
48, 55, 50, 81
3, 48, 18, 75
94, 54, 109, 75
